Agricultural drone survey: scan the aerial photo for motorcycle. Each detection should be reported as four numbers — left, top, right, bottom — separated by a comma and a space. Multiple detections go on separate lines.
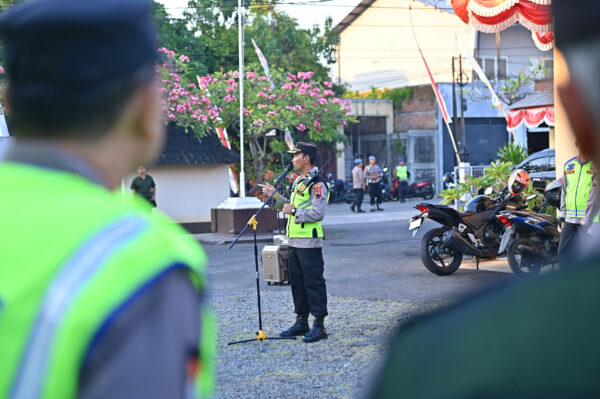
325, 173, 355, 204
390, 178, 435, 201
495, 178, 562, 277
380, 168, 392, 202
408, 190, 526, 276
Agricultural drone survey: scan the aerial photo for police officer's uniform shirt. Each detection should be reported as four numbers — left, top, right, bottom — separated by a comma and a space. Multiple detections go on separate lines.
274, 167, 328, 248
365, 164, 382, 183
2, 142, 201, 398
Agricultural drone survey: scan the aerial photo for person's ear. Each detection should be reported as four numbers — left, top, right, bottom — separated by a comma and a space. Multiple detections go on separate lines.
130, 80, 165, 159
558, 81, 596, 160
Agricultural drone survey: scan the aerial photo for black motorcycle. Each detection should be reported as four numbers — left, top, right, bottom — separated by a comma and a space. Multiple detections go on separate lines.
325, 173, 355, 204
495, 178, 562, 277
409, 191, 525, 276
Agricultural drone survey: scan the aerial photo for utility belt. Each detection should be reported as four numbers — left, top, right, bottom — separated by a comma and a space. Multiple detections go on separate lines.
367, 179, 381, 184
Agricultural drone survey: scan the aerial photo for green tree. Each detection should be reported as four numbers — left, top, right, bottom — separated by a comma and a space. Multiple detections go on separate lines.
154, 0, 338, 81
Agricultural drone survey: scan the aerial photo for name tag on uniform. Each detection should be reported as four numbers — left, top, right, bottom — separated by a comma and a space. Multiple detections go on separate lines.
565, 170, 575, 175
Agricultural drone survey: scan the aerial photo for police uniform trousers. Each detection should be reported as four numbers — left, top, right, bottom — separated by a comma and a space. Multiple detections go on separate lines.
369, 181, 382, 206
398, 180, 409, 202
287, 247, 328, 317
559, 222, 584, 267
354, 188, 364, 209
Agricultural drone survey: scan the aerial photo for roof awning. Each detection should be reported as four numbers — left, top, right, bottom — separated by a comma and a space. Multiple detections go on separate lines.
507, 90, 554, 132
450, 0, 553, 51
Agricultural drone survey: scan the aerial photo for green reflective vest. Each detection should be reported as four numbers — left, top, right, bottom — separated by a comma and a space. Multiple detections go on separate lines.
0, 163, 215, 399
564, 158, 594, 219
396, 165, 408, 180
287, 176, 326, 239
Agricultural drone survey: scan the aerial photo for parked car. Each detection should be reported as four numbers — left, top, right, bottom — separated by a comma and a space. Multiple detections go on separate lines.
515, 148, 556, 189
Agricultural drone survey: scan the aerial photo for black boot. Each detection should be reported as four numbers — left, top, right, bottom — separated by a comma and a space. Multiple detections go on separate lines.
357, 208, 366, 213
280, 314, 309, 337
377, 204, 384, 211
302, 316, 328, 343
350, 204, 355, 212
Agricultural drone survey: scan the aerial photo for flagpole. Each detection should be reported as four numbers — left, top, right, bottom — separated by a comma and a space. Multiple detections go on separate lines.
238, 0, 246, 198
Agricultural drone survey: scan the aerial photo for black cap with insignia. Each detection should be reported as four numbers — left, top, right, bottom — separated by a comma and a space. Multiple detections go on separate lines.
553, 0, 600, 49
0, 0, 158, 136
288, 142, 318, 158
0, 0, 157, 89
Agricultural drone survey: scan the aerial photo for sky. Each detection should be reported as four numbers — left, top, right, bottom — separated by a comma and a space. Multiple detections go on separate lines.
157, 0, 363, 29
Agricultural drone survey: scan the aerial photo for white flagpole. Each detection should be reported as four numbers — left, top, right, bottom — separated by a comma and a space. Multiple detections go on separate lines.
238, 0, 246, 198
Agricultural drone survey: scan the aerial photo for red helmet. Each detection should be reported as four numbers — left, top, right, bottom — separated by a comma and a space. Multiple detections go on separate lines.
508, 169, 530, 195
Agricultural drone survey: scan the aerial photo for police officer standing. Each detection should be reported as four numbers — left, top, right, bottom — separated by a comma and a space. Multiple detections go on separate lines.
0, 0, 214, 397
559, 152, 594, 262
258, 143, 329, 343
394, 158, 409, 203
365, 155, 384, 212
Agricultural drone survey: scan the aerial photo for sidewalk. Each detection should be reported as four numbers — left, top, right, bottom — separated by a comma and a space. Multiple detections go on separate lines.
192, 232, 275, 245
323, 197, 423, 226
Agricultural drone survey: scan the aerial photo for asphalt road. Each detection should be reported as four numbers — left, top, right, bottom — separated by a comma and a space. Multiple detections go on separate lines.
203, 199, 515, 304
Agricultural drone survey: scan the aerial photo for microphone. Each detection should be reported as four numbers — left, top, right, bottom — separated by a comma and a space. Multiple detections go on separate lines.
274, 162, 294, 187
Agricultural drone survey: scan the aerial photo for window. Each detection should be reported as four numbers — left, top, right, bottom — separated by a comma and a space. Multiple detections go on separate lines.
498, 58, 507, 80
548, 156, 555, 172
524, 157, 549, 173
478, 57, 509, 81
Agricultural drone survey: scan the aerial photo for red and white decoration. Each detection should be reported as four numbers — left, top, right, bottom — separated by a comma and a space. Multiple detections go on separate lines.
507, 106, 554, 132
450, 0, 553, 51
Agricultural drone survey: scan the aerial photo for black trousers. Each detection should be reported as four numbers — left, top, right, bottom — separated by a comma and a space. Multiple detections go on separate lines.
369, 182, 382, 206
558, 222, 583, 267
288, 247, 328, 317
353, 188, 364, 209
398, 181, 409, 202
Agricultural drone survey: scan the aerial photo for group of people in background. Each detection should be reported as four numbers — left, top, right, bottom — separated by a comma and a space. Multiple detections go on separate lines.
351, 156, 410, 213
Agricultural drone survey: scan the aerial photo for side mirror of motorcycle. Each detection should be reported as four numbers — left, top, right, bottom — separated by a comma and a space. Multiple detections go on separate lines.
383, 168, 388, 173
484, 186, 494, 195
526, 194, 538, 201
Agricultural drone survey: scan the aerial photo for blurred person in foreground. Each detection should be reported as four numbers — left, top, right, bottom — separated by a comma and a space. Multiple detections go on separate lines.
366, 1, 600, 397
0, 0, 214, 398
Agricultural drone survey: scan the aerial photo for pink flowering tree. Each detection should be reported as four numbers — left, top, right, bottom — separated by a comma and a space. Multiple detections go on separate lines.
157, 48, 355, 188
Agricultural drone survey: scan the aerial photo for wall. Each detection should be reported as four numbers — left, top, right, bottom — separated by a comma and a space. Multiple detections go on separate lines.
335, 0, 474, 91
145, 164, 230, 224
477, 25, 552, 79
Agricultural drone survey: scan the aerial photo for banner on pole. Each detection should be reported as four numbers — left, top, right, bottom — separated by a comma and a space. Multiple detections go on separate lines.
409, 4, 460, 164
252, 39, 295, 150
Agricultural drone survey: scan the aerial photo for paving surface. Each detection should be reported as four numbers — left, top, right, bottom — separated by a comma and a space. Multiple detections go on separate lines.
203, 198, 515, 398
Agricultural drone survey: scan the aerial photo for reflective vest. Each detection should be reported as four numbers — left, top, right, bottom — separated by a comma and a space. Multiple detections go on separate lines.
564, 157, 594, 219
0, 163, 215, 399
287, 175, 327, 239
396, 165, 408, 180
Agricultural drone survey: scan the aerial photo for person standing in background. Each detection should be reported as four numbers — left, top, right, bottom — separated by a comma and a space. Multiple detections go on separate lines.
364, 155, 384, 212
351, 158, 366, 213
394, 158, 409, 203
131, 165, 157, 208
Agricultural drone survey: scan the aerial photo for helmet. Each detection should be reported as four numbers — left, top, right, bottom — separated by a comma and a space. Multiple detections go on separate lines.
398, 157, 404, 163
354, 158, 363, 165
508, 169, 530, 195
369, 155, 375, 160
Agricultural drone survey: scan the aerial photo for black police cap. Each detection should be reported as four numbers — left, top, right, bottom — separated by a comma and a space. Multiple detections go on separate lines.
554, 0, 600, 49
0, 0, 157, 90
288, 142, 318, 158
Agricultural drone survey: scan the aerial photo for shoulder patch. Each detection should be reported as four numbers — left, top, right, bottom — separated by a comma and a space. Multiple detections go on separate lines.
313, 183, 323, 199
564, 156, 577, 169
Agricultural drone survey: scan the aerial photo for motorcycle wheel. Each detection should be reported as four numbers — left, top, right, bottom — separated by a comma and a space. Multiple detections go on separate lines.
390, 193, 400, 201
420, 227, 463, 276
421, 188, 434, 200
507, 238, 542, 277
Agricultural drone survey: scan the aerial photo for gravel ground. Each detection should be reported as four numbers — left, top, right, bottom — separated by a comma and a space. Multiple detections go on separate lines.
212, 289, 449, 399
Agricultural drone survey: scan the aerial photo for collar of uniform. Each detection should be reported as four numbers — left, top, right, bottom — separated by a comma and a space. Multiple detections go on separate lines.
3, 140, 108, 187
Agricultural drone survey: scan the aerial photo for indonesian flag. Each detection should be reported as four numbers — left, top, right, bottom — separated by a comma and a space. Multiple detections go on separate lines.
409, 4, 460, 164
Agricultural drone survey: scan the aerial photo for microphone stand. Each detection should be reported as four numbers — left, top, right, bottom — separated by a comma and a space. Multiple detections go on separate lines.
228, 163, 296, 351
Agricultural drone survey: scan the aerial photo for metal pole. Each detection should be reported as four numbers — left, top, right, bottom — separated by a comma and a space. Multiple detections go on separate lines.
238, 0, 246, 197
452, 56, 458, 163
459, 56, 466, 158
